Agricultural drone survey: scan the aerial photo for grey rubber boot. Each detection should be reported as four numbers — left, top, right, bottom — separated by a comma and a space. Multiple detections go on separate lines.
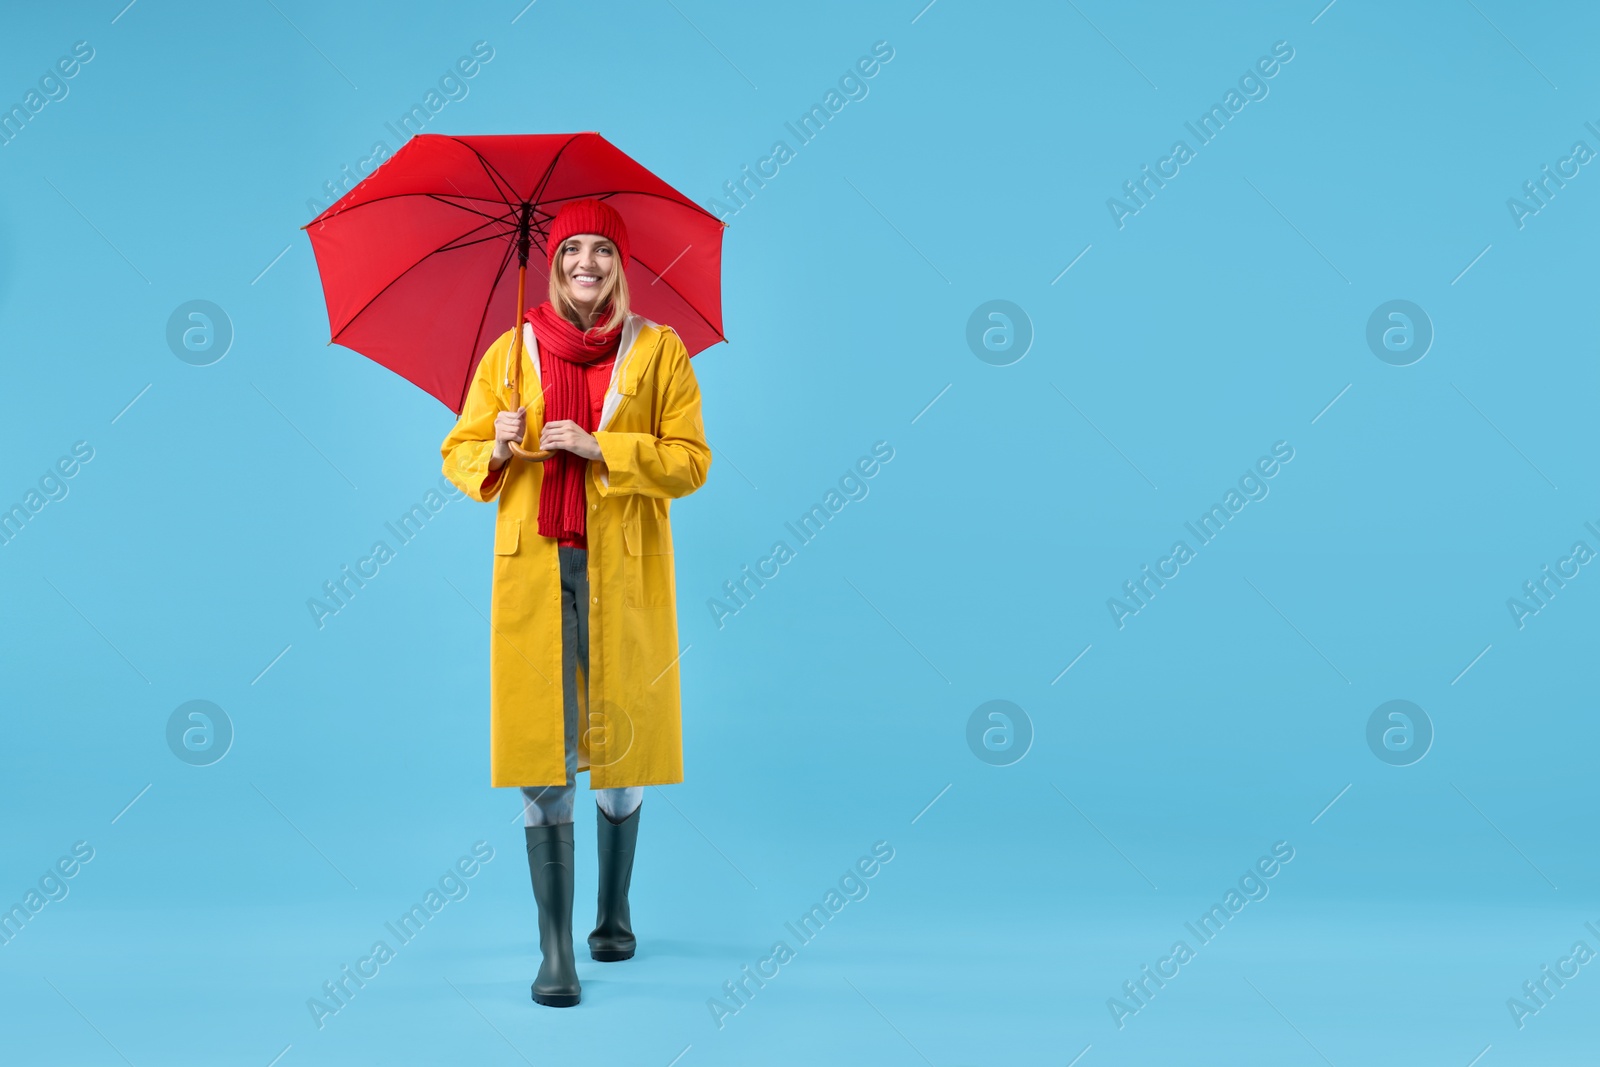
525, 823, 581, 1006
588, 804, 640, 962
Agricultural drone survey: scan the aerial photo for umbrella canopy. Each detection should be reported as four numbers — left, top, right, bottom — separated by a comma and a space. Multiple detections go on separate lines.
304, 131, 726, 415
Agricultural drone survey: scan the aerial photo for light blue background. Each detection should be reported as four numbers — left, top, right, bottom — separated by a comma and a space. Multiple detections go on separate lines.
2, 1, 1598, 1064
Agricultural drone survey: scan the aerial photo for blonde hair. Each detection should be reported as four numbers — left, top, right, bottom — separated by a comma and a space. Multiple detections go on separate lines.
547, 235, 630, 336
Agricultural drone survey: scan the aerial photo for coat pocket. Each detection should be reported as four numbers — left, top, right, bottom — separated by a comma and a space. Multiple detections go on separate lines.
621, 517, 673, 608
494, 517, 521, 555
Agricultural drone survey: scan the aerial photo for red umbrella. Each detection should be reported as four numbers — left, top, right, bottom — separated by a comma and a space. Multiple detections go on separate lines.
303, 131, 725, 460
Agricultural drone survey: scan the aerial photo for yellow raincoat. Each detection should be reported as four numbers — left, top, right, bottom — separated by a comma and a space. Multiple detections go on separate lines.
440, 313, 710, 788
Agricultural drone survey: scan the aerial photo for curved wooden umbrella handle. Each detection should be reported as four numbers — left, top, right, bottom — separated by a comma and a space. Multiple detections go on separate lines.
505, 383, 553, 462
509, 440, 554, 462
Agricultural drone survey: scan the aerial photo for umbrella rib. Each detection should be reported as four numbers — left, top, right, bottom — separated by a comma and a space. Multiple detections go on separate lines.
592, 186, 726, 225
304, 189, 515, 229
430, 134, 714, 226
439, 229, 529, 254
445, 137, 525, 211
438, 210, 517, 249
305, 136, 523, 230
458, 233, 521, 412
439, 169, 507, 212
330, 220, 519, 339
528, 134, 585, 207
524, 134, 587, 255
423, 135, 521, 209
624, 248, 727, 343
424, 193, 518, 223
425, 202, 521, 250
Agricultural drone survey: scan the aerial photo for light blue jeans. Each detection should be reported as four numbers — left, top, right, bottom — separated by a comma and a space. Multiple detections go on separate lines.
520, 545, 643, 827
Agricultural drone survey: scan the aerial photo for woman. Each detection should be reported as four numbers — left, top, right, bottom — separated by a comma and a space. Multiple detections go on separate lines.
439, 198, 711, 1007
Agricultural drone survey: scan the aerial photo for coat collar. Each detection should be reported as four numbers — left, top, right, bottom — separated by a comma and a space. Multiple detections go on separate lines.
519, 312, 661, 431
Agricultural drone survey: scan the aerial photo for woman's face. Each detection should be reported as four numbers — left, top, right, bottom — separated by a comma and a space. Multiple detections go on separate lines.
558, 234, 616, 313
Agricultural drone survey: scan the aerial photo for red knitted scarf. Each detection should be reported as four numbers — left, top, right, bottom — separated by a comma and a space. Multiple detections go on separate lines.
525, 300, 621, 542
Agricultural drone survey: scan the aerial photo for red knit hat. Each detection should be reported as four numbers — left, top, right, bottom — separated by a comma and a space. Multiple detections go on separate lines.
546, 198, 630, 267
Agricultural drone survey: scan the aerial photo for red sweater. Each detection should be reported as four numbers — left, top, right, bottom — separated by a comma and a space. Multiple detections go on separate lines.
482, 353, 616, 550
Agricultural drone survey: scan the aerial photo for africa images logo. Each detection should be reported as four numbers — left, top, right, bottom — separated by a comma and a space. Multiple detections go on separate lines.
1106, 40, 1295, 229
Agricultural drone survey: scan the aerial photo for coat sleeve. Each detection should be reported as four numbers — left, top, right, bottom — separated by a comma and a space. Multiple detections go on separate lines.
593, 329, 711, 500
440, 331, 514, 503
